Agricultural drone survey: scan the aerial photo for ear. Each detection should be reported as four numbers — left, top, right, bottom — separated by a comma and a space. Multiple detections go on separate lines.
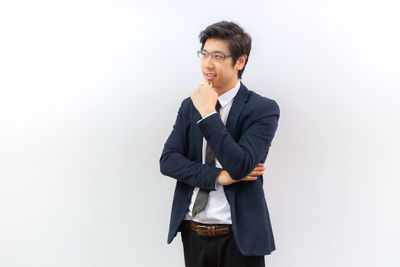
236, 54, 248, 70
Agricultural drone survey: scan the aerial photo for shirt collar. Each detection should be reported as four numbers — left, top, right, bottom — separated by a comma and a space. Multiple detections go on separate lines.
217, 79, 241, 108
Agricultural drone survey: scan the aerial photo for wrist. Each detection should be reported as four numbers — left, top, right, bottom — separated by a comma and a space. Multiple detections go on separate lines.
201, 108, 216, 119
216, 170, 226, 185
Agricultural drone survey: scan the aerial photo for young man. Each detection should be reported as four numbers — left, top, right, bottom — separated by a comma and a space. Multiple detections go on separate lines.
160, 21, 280, 267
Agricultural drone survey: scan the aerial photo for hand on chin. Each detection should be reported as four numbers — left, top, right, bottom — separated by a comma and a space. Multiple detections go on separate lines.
190, 80, 218, 118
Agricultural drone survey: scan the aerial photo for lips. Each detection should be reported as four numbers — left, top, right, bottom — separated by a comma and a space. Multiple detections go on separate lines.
205, 73, 216, 81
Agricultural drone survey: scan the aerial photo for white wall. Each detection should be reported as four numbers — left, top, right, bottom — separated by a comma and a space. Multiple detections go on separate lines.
0, 0, 399, 266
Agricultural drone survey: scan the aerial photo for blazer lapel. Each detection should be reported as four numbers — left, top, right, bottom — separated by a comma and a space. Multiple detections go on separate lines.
226, 81, 249, 140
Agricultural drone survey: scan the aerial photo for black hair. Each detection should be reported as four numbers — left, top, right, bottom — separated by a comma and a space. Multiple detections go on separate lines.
199, 21, 252, 79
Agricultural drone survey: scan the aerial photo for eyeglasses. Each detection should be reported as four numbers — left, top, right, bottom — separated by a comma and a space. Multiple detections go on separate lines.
197, 49, 232, 63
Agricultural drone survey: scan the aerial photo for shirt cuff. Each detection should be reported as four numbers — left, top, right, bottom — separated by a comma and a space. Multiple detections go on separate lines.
197, 111, 217, 124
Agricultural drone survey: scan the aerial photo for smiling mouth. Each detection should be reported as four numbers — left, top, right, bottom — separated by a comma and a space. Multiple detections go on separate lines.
206, 73, 216, 80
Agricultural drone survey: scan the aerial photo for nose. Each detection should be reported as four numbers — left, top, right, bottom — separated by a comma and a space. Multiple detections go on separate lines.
205, 57, 215, 69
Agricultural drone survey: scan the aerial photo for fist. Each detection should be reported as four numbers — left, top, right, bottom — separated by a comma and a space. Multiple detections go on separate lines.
190, 81, 218, 118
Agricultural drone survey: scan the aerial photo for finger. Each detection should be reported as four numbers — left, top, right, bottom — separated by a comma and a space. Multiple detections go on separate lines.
249, 172, 264, 177
202, 79, 213, 87
248, 171, 263, 176
251, 167, 265, 173
242, 176, 257, 181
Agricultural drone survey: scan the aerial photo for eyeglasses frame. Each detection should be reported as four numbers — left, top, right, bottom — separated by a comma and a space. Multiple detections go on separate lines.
197, 49, 232, 63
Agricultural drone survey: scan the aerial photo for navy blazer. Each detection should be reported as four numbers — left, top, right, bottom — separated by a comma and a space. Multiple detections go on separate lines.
159, 81, 280, 256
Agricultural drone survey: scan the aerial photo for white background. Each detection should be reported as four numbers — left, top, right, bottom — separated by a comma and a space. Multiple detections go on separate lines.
0, 0, 399, 266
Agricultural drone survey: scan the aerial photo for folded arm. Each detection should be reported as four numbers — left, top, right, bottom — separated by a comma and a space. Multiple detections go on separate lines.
159, 101, 222, 191
197, 99, 280, 180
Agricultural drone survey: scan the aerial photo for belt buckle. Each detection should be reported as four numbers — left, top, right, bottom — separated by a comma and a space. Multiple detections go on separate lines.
196, 224, 207, 235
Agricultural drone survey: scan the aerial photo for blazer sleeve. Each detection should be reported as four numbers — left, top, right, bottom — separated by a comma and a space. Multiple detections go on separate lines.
197, 98, 280, 180
159, 101, 222, 190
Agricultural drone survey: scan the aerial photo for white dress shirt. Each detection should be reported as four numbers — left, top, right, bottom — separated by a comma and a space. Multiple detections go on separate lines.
184, 79, 241, 224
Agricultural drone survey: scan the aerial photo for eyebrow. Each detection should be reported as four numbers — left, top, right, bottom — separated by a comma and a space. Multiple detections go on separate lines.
202, 49, 226, 54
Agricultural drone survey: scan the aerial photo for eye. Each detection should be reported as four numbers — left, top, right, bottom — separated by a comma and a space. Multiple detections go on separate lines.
214, 54, 223, 59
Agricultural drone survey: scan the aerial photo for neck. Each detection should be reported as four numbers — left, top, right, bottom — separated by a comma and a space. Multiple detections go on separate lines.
215, 78, 239, 96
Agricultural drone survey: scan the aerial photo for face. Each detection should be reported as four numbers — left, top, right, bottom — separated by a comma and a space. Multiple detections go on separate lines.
200, 38, 247, 95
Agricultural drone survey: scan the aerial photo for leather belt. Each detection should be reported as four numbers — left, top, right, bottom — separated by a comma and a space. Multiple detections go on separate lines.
181, 220, 232, 237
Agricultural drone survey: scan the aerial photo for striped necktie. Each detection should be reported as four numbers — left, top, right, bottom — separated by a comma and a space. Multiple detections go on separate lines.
192, 100, 221, 218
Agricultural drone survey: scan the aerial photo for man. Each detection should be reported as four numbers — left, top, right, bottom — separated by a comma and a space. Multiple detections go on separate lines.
160, 21, 280, 267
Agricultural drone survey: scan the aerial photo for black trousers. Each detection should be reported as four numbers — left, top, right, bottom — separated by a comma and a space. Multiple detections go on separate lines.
179, 221, 265, 267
